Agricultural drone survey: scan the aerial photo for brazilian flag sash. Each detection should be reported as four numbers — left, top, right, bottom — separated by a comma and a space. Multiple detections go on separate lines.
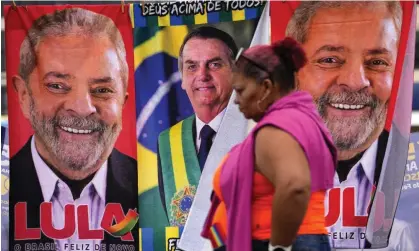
158, 115, 201, 226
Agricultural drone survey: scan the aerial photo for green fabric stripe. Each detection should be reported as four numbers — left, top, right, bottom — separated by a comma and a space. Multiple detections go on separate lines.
219, 10, 232, 22
182, 15, 195, 25
146, 15, 159, 28
138, 186, 168, 251
158, 129, 176, 216
182, 116, 201, 186
134, 26, 163, 47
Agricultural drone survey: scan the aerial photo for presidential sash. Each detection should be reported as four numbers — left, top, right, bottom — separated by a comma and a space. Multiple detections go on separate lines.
158, 115, 201, 226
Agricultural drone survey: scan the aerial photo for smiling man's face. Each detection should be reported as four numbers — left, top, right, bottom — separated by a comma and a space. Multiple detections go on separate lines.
296, 4, 399, 159
181, 38, 233, 111
19, 34, 127, 178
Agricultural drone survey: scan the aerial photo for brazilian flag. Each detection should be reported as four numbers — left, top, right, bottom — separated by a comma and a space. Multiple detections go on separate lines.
134, 25, 194, 251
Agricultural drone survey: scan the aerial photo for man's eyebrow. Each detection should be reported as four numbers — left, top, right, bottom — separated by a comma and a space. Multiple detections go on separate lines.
184, 57, 224, 65
365, 47, 392, 56
207, 57, 223, 64
43, 71, 72, 81
88, 76, 115, 84
314, 45, 345, 55
184, 59, 197, 65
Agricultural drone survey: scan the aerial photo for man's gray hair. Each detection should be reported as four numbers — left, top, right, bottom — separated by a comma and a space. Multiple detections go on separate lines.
286, 1, 403, 44
177, 26, 238, 74
19, 8, 128, 89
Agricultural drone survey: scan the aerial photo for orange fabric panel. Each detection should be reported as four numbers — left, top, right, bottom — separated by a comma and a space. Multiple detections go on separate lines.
212, 166, 327, 240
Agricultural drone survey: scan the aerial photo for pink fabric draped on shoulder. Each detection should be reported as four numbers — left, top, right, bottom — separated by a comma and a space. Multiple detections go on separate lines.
202, 91, 337, 251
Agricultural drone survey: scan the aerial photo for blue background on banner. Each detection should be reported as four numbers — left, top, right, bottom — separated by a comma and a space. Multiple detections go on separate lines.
395, 132, 419, 247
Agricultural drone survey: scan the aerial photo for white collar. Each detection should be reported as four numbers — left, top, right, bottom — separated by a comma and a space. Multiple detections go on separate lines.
196, 108, 226, 138
359, 140, 378, 185
31, 137, 108, 202
339, 140, 378, 185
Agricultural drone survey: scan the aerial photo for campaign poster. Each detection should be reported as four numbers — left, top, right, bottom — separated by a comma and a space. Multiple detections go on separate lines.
271, 1, 415, 250
131, 1, 265, 250
4, 5, 139, 251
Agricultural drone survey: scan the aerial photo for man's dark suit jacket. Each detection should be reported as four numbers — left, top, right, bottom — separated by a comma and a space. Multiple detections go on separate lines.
9, 138, 139, 251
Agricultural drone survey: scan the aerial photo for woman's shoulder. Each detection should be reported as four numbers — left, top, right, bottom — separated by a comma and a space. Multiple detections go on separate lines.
256, 108, 334, 160
262, 107, 313, 127
256, 109, 312, 141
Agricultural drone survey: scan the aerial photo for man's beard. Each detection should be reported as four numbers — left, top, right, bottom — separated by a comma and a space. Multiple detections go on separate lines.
29, 97, 121, 174
315, 89, 387, 151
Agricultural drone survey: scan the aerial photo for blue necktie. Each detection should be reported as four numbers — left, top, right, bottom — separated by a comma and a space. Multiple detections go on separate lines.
198, 125, 215, 171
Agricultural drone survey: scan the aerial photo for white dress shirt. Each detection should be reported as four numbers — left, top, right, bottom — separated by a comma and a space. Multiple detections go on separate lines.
327, 140, 378, 249
31, 137, 107, 251
327, 140, 415, 250
195, 108, 226, 151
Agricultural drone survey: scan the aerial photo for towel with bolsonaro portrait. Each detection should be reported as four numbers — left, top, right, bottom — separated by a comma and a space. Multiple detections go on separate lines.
131, 1, 265, 250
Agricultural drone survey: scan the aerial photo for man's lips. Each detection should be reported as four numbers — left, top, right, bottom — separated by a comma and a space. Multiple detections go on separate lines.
58, 125, 94, 134
194, 86, 215, 91
326, 102, 371, 117
329, 103, 367, 110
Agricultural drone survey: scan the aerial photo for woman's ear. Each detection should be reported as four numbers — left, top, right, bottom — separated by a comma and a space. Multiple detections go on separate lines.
262, 78, 273, 90
260, 78, 274, 101
13, 75, 31, 120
